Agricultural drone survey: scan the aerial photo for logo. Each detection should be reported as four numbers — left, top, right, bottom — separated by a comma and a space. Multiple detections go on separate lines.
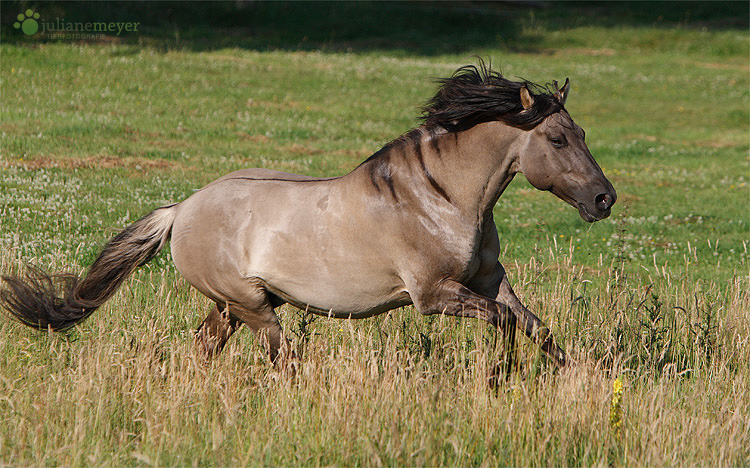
11, 9, 140, 39
14, 9, 40, 36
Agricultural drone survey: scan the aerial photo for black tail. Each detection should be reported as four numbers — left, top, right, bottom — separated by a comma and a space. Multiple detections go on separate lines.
1, 206, 176, 331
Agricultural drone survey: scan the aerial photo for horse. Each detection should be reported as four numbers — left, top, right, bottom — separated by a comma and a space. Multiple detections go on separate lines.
1, 62, 616, 372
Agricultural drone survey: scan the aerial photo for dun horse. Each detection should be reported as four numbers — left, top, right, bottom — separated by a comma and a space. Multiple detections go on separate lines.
1, 62, 615, 371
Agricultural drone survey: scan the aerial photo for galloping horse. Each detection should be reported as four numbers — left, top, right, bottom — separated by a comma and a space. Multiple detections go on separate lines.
1, 62, 616, 370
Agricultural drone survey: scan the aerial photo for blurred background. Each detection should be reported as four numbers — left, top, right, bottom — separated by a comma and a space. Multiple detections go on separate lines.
3, 1, 748, 53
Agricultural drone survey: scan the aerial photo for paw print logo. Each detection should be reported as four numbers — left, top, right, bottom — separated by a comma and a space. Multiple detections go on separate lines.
14, 9, 40, 36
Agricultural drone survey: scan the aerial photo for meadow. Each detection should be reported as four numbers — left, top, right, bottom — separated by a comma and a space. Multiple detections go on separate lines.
0, 2, 748, 466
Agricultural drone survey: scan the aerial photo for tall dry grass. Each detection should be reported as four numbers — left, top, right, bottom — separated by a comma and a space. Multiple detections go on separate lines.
0, 242, 748, 466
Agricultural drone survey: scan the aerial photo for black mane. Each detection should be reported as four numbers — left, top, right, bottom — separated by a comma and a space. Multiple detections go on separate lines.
421, 61, 563, 132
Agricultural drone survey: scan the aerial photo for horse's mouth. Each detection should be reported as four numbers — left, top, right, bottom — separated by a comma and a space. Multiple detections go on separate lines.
553, 187, 609, 223
577, 202, 604, 222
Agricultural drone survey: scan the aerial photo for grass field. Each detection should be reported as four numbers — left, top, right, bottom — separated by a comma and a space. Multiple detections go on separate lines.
1, 2, 749, 466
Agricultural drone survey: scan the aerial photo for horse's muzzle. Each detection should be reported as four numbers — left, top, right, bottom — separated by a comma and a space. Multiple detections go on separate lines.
578, 189, 616, 222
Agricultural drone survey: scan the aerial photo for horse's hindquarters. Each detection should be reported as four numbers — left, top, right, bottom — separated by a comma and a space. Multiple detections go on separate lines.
170, 175, 409, 316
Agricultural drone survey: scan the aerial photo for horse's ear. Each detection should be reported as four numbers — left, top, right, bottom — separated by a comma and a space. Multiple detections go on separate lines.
520, 85, 534, 110
555, 78, 570, 106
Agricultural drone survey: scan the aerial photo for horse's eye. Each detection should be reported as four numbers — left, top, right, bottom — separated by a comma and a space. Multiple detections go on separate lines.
550, 137, 566, 148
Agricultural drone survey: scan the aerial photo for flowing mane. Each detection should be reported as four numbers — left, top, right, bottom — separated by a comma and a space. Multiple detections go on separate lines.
421, 61, 563, 132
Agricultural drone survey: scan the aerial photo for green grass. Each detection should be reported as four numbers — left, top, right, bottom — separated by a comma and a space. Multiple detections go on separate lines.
1, 2, 749, 466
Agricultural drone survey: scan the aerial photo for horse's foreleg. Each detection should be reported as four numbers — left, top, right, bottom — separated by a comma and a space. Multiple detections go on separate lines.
501, 314, 517, 375
495, 274, 567, 368
469, 269, 518, 377
416, 278, 565, 368
195, 303, 241, 360
415, 278, 514, 331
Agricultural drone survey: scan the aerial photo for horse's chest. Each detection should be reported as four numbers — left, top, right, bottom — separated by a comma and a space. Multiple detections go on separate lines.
454, 234, 484, 282
415, 214, 483, 281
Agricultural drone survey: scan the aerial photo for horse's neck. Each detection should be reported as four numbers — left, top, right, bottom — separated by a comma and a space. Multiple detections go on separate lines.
354, 124, 522, 220
416, 123, 522, 218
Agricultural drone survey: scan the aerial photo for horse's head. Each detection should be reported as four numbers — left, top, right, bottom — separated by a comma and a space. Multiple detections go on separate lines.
517, 81, 616, 222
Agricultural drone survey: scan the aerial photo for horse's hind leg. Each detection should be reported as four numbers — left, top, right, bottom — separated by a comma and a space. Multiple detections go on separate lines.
230, 293, 294, 367
195, 303, 241, 359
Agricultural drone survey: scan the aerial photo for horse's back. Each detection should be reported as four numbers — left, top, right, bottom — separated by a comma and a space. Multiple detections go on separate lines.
203, 168, 336, 188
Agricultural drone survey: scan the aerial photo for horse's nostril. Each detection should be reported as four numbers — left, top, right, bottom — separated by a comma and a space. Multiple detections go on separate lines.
595, 193, 612, 211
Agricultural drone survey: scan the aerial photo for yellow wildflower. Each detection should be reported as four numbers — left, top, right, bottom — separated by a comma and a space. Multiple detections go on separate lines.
610, 376, 624, 440
613, 377, 623, 395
